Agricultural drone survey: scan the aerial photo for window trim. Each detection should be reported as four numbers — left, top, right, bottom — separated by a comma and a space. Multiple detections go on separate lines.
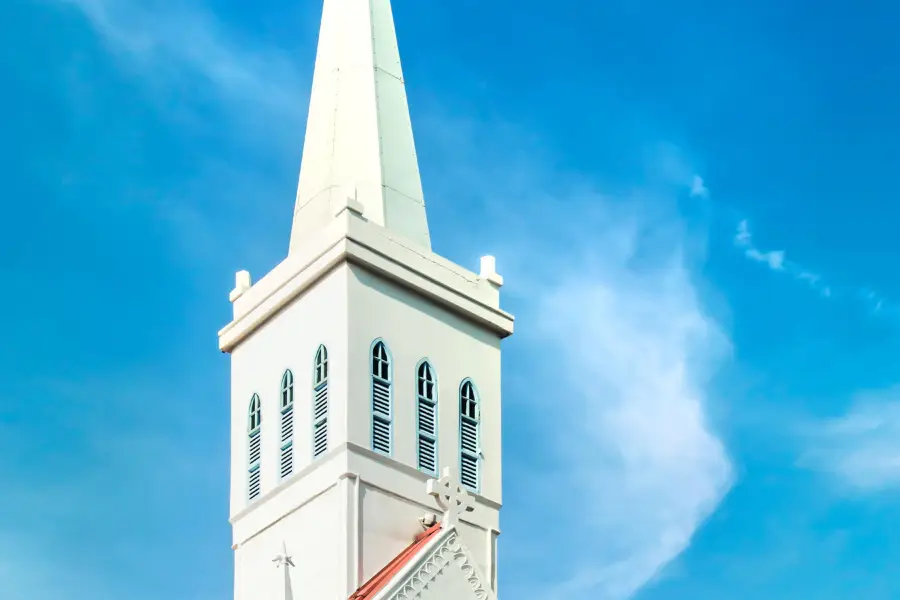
370, 339, 393, 456
281, 369, 294, 410
458, 379, 481, 493
248, 393, 262, 435
247, 393, 263, 500
312, 344, 329, 459
279, 370, 295, 479
415, 358, 439, 475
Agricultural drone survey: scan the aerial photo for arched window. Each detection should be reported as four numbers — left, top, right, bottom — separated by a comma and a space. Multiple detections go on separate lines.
371, 340, 392, 455
312, 345, 329, 458
416, 360, 438, 474
248, 394, 263, 500
459, 380, 480, 491
280, 370, 294, 478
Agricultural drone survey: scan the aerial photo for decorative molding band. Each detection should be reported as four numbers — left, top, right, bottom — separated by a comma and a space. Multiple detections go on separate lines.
219, 215, 514, 352
230, 444, 343, 525
347, 442, 502, 511
389, 529, 494, 600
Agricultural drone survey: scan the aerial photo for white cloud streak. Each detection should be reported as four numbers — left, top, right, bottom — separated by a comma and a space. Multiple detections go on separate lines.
690, 175, 709, 199
57, 0, 307, 134
0, 369, 230, 600
54, 0, 314, 268
524, 230, 733, 599
49, 0, 734, 598
735, 219, 900, 315
422, 121, 734, 598
801, 389, 900, 493
735, 219, 790, 274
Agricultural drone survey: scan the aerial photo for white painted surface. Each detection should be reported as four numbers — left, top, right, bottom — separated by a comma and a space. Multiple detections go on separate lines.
224, 253, 506, 596
290, 0, 430, 252
374, 526, 497, 600
220, 213, 513, 353
235, 486, 340, 600
222, 0, 513, 596
229, 266, 350, 516
346, 265, 504, 504
225, 211, 510, 596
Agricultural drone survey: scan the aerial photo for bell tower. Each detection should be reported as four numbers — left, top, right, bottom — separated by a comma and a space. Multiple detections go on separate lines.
218, 1, 514, 598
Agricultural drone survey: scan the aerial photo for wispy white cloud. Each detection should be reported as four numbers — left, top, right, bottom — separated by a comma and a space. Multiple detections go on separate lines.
421, 120, 734, 598
734, 219, 900, 315
735, 219, 790, 274
524, 231, 733, 599
53, 0, 313, 268
56, 0, 308, 140
0, 369, 231, 600
735, 218, 843, 300
47, 1, 734, 598
801, 389, 900, 493
690, 175, 709, 199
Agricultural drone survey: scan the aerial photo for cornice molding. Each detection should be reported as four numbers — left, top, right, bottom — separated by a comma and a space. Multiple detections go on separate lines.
219, 214, 514, 353
383, 527, 495, 600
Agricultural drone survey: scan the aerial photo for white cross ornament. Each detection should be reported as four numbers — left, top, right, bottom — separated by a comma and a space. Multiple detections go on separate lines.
427, 466, 475, 527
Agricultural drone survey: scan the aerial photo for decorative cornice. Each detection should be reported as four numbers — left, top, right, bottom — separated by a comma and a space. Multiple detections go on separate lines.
231, 443, 500, 547
219, 214, 514, 353
386, 528, 495, 600
349, 442, 502, 512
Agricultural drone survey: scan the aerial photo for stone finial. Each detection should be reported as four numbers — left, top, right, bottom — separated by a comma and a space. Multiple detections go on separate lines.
229, 270, 252, 302
426, 466, 475, 528
479, 255, 504, 288
418, 513, 439, 529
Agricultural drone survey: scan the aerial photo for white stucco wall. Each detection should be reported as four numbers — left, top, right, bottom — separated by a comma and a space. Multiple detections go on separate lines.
359, 484, 429, 580
346, 266, 503, 505
234, 486, 340, 600
226, 256, 506, 599
229, 265, 350, 517
222, 0, 514, 591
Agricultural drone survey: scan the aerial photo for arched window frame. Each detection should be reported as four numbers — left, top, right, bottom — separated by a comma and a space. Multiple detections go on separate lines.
279, 370, 295, 479
247, 393, 263, 500
370, 339, 393, 455
415, 359, 439, 475
458, 379, 481, 492
312, 344, 329, 459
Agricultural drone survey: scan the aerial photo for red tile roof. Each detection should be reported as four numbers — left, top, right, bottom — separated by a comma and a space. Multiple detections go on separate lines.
349, 523, 443, 600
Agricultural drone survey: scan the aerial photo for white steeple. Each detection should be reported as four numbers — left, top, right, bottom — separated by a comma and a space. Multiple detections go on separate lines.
289, 0, 431, 253
220, 2, 514, 599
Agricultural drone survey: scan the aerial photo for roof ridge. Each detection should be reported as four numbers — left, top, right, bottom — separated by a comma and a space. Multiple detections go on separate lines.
349, 523, 443, 600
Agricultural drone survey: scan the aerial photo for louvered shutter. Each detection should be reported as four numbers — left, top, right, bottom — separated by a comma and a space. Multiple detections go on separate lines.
371, 342, 392, 455
280, 402, 294, 478
280, 371, 294, 478
459, 381, 480, 491
313, 345, 329, 458
460, 416, 478, 489
313, 381, 328, 457
416, 362, 437, 474
248, 394, 263, 500
372, 376, 392, 453
249, 432, 262, 499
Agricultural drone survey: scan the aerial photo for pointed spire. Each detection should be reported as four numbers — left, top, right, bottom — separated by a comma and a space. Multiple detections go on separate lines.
289, 0, 431, 253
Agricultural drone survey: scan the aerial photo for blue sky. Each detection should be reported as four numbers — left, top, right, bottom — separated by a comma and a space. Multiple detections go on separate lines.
2, 0, 900, 598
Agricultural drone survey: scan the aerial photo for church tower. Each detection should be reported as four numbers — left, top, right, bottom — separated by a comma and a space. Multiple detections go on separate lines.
218, 1, 514, 598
